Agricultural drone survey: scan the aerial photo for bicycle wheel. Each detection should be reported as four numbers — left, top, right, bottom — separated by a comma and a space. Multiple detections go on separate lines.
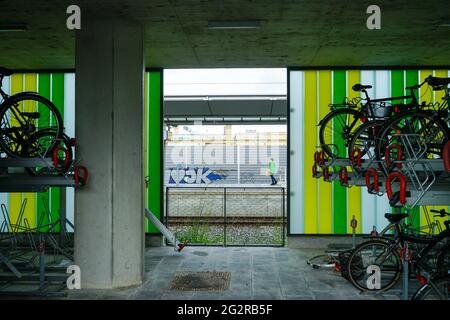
376, 110, 450, 161
412, 276, 450, 300
0, 93, 63, 158
437, 244, 450, 277
307, 254, 337, 269
346, 240, 402, 292
348, 120, 385, 162
319, 108, 363, 159
24, 129, 73, 176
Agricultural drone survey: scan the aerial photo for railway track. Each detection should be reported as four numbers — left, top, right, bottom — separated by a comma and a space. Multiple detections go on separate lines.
166, 216, 286, 225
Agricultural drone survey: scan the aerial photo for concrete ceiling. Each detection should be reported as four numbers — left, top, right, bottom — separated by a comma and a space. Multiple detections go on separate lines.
1, 0, 450, 69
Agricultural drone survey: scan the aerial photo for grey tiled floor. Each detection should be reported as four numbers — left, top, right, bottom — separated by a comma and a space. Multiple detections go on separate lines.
66, 246, 408, 300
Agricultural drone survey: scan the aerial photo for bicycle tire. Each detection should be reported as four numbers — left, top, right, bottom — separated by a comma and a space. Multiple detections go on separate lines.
347, 120, 385, 173
25, 129, 73, 176
319, 108, 363, 159
375, 110, 450, 164
0, 92, 63, 158
307, 254, 337, 269
346, 239, 402, 292
412, 276, 450, 300
436, 243, 450, 278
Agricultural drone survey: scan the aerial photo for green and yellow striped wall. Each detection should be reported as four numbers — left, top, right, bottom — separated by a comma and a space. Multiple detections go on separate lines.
0, 73, 75, 232
289, 69, 450, 235
0, 71, 164, 234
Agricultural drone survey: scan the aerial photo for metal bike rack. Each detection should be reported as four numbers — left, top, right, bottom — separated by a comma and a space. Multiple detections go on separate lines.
313, 134, 450, 299
0, 144, 87, 297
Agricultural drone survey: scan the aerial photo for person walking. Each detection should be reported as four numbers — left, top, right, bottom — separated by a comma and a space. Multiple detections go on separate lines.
269, 158, 278, 185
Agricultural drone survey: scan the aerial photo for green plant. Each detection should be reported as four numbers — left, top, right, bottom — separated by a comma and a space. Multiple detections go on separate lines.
175, 200, 223, 244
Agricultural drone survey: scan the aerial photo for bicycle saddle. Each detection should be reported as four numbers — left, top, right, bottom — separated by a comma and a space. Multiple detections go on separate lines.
0, 67, 13, 76
384, 213, 408, 224
426, 76, 450, 90
352, 84, 372, 92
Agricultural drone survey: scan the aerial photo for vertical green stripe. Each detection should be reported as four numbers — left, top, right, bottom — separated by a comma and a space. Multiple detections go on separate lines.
405, 70, 419, 105
332, 70, 347, 234
147, 71, 162, 233
52, 73, 65, 119
50, 73, 65, 232
144, 73, 149, 210
391, 70, 405, 104
37, 74, 51, 231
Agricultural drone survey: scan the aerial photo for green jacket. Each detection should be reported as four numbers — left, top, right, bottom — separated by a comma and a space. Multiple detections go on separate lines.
269, 160, 277, 175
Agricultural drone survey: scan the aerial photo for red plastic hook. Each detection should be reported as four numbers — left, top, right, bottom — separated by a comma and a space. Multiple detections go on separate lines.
74, 166, 89, 186
314, 150, 326, 166
385, 144, 403, 170
312, 163, 319, 178
52, 146, 71, 170
349, 148, 362, 168
338, 166, 348, 186
443, 141, 450, 172
386, 172, 407, 205
323, 166, 331, 181
365, 168, 379, 193
314, 151, 320, 165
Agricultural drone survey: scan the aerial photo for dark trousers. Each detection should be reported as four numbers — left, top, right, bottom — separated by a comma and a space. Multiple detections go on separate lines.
270, 175, 277, 185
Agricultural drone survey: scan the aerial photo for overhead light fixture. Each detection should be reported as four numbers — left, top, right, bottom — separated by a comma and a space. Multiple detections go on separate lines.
0, 24, 27, 32
208, 20, 260, 30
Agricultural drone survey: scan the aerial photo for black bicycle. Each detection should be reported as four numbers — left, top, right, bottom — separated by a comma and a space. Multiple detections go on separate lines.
0, 67, 63, 158
375, 76, 450, 162
319, 83, 419, 159
345, 210, 450, 294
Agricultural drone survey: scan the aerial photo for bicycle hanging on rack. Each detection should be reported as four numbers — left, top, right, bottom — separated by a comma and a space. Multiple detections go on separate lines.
0, 67, 64, 160
318, 82, 420, 159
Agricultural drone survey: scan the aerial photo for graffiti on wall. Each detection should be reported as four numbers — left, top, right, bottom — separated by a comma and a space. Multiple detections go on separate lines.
168, 167, 226, 184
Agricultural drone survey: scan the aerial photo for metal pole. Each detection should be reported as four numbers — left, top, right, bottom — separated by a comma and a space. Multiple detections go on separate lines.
403, 241, 409, 300
60, 189, 67, 245
165, 186, 169, 226
237, 145, 240, 185
282, 187, 285, 247
223, 188, 227, 247
39, 236, 45, 291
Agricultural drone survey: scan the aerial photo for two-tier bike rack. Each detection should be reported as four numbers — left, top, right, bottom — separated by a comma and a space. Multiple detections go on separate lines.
312, 135, 450, 299
0, 140, 88, 297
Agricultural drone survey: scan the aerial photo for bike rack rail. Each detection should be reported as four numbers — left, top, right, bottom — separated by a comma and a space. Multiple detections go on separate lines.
0, 138, 87, 297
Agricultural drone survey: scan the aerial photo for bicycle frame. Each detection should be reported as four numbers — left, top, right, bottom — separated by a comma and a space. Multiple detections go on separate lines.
374, 221, 450, 277
361, 87, 419, 120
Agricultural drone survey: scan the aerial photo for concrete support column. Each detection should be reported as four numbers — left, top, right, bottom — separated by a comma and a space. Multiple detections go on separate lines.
75, 18, 144, 289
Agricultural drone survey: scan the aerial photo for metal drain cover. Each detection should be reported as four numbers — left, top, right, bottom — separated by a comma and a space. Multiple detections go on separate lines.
170, 272, 231, 291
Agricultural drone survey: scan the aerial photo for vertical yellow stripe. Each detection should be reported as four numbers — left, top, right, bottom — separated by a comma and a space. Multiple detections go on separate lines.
9, 74, 23, 227
433, 70, 449, 230
347, 70, 362, 233
434, 70, 448, 103
318, 71, 332, 233
420, 70, 434, 104
419, 70, 434, 228
23, 74, 37, 228
304, 71, 318, 233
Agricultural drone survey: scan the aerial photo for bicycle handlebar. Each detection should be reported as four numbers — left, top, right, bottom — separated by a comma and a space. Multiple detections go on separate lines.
430, 209, 450, 217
